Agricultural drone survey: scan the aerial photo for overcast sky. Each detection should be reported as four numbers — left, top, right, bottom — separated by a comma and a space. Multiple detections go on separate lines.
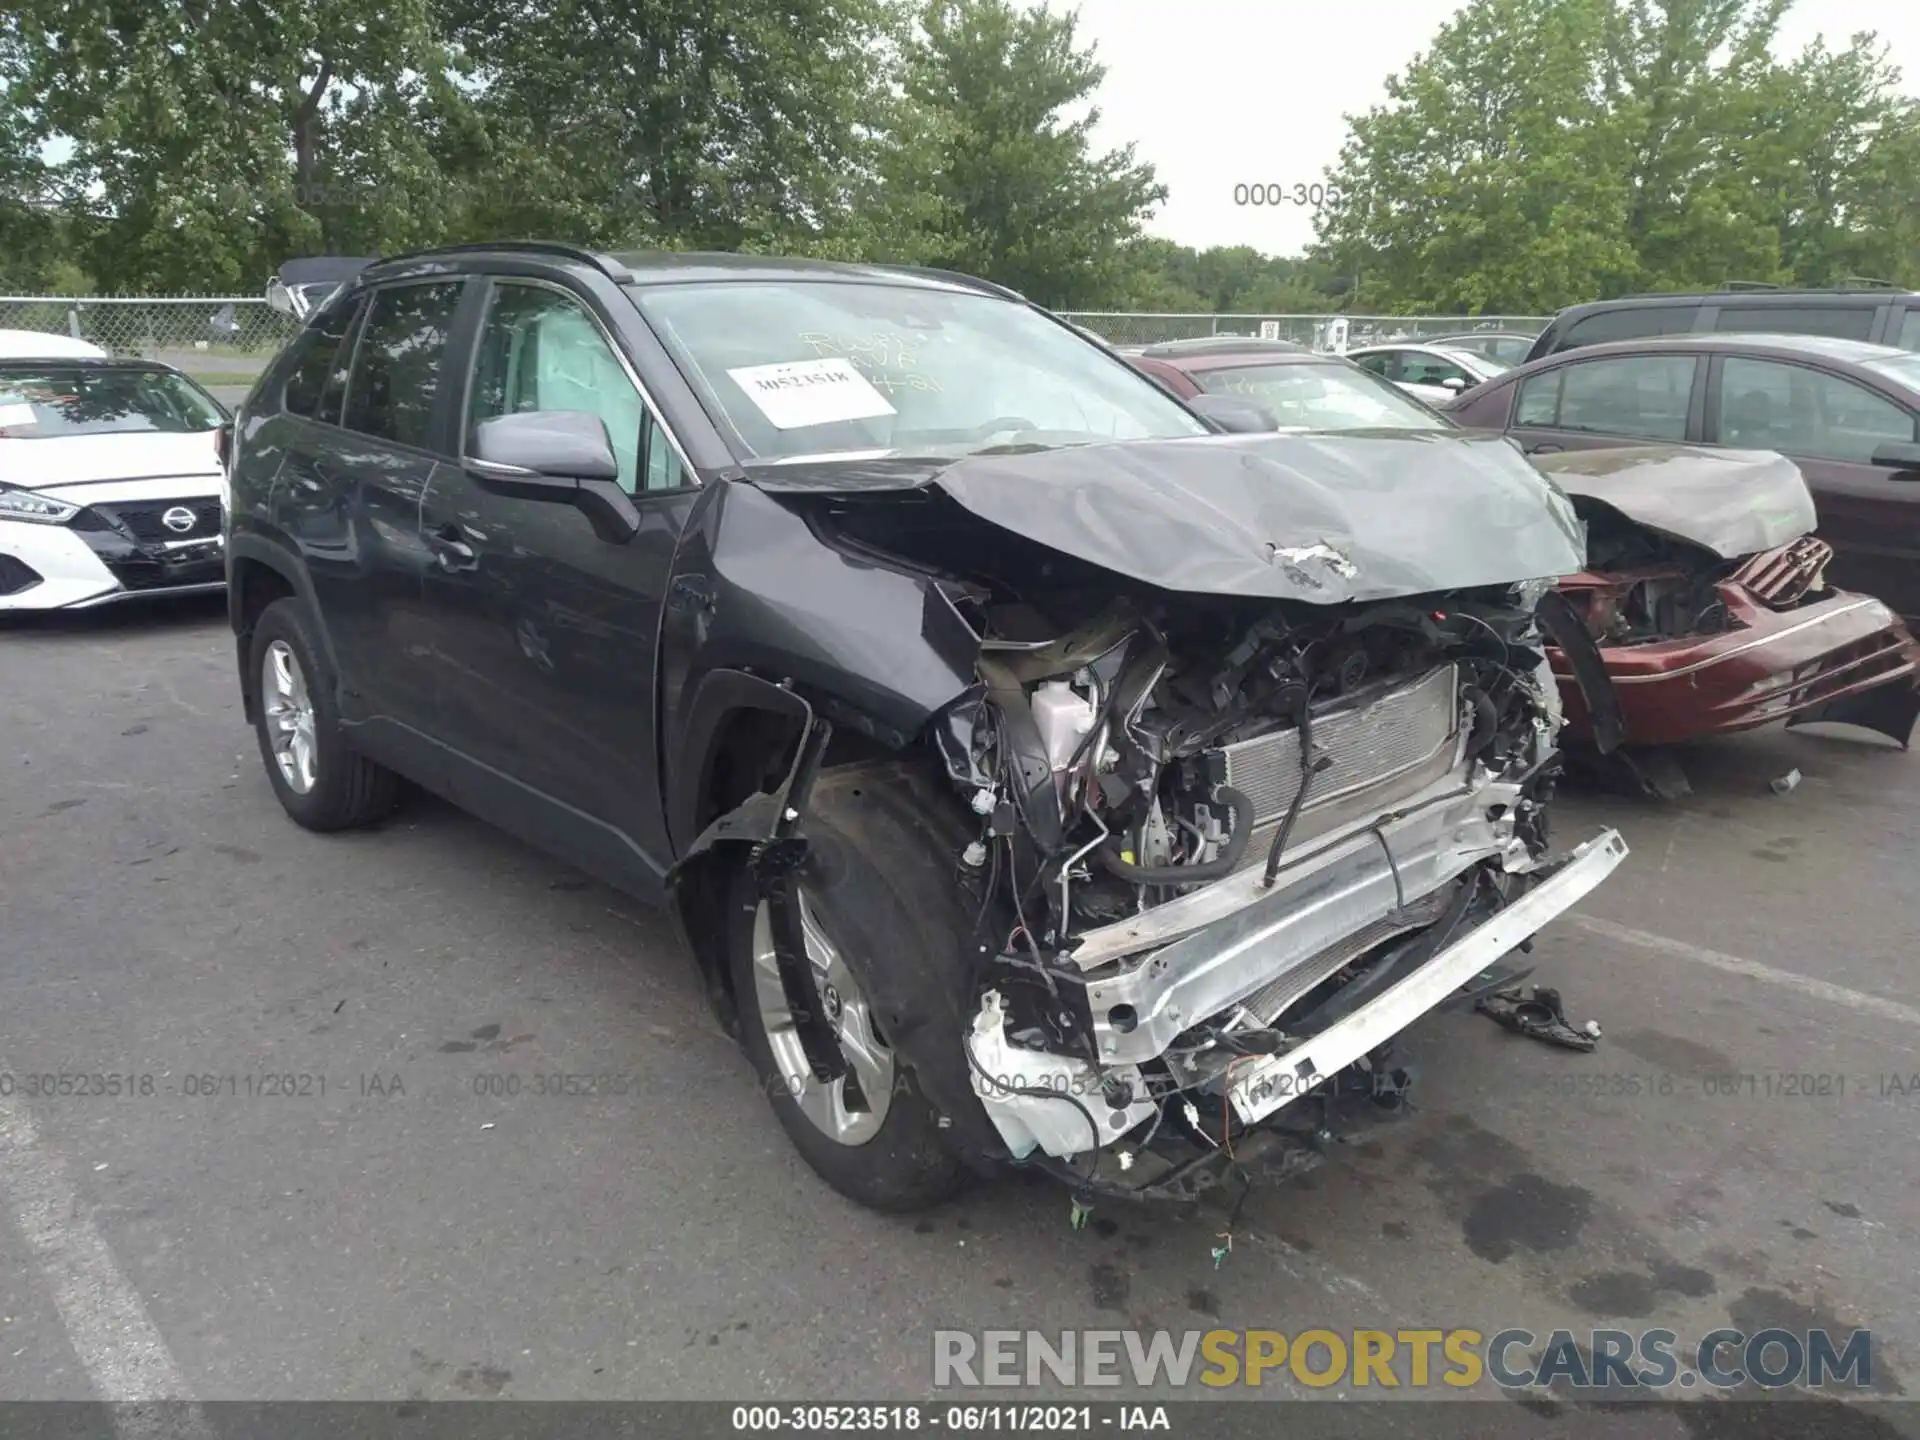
1060, 0, 1920, 257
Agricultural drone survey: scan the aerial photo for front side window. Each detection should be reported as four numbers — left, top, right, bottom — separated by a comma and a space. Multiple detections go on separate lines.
468, 282, 680, 493
632, 281, 1209, 462
1351, 351, 1396, 379
342, 281, 467, 450
1562, 306, 1702, 350
0, 365, 226, 438
1536, 355, 1697, 440
1398, 351, 1473, 387
1718, 357, 1917, 461
1196, 361, 1449, 431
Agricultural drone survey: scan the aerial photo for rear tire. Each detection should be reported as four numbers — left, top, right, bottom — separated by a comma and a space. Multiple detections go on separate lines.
249, 597, 399, 831
727, 761, 978, 1213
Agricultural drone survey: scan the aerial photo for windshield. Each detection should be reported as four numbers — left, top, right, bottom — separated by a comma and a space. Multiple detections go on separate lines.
1438, 347, 1509, 377
1861, 352, 1920, 395
1195, 361, 1451, 431
632, 281, 1210, 461
0, 366, 227, 438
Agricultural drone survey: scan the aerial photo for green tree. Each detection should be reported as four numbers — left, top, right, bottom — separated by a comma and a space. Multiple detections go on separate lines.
8, 0, 462, 290
1316, 0, 1640, 313
1316, 0, 1920, 311
445, 0, 900, 254
872, 0, 1166, 308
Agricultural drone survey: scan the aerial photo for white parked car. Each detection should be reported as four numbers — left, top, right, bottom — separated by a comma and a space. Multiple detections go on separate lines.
0, 328, 108, 360
0, 355, 230, 610
1345, 342, 1510, 404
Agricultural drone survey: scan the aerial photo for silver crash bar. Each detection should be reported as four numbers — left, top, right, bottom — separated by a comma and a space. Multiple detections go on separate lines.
1226, 827, 1628, 1125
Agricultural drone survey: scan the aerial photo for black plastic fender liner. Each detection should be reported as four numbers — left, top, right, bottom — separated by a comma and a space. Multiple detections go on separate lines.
665, 667, 817, 857
1534, 588, 1627, 755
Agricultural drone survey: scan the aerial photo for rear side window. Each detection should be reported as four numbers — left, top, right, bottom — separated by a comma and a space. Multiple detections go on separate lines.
1560, 306, 1703, 351
1718, 357, 1917, 461
1522, 355, 1697, 440
343, 281, 467, 449
282, 297, 363, 421
1712, 305, 1875, 342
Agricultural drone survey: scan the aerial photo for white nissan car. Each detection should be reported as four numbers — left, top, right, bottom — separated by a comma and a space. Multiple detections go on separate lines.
0, 339, 231, 611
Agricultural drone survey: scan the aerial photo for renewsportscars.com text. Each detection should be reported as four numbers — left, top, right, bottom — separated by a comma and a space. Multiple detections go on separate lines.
933, 1327, 1874, 1392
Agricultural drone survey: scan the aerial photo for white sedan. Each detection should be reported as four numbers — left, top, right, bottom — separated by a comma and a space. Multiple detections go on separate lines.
0, 348, 230, 611
1345, 342, 1511, 405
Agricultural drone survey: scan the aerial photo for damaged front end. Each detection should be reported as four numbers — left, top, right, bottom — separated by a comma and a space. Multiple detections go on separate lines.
934, 585, 1624, 1199
726, 431, 1628, 1202
1533, 447, 1920, 764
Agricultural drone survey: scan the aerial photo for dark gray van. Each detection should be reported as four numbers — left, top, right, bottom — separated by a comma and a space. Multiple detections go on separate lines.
1526, 284, 1920, 362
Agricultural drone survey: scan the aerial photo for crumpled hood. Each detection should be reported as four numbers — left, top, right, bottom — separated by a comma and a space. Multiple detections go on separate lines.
747, 429, 1586, 603
1529, 445, 1816, 561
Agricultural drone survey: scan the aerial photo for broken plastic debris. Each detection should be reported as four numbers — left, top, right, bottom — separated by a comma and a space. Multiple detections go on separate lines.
1069, 1198, 1092, 1230
480, 1122, 496, 1131
1583, 1020, 1603, 1040
1211, 1233, 1233, 1269
1770, 768, 1802, 795
1115, 1148, 1135, 1171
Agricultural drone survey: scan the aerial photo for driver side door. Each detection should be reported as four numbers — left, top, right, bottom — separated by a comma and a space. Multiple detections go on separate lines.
418, 276, 700, 897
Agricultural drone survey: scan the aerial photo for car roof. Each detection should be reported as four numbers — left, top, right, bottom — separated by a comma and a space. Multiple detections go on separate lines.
1427, 330, 1538, 341
1556, 286, 1914, 313
0, 329, 109, 360
356, 241, 1021, 301
1135, 348, 1342, 375
1129, 336, 1307, 359
1523, 331, 1908, 366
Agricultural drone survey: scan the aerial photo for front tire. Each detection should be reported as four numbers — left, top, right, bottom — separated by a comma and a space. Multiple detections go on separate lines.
249, 597, 398, 831
727, 763, 977, 1213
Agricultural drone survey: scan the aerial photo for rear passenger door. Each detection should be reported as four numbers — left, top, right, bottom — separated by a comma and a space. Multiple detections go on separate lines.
278, 279, 468, 753
1706, 354, 1920, 621
1502, 353, 1704, 455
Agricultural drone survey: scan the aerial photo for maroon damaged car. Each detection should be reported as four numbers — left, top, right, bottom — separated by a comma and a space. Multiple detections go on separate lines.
1124, 340, 1920, 792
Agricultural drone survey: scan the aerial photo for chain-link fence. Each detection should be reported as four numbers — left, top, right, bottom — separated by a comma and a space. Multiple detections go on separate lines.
0, 295, 1551, 376
0, 297, 298, 378
1058, 312, 1552, 348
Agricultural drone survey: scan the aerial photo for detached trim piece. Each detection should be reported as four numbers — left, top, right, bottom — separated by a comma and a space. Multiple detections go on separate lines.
1534, 589, 1625, 753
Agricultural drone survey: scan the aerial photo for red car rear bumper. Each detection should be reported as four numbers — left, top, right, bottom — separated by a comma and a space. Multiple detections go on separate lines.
1549, 587, 1920, 747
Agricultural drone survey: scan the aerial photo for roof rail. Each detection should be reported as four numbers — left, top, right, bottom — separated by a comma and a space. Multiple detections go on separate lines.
879, 264, 1026, 302
372, 240, 634, 283
1718, 280, 1780, 292
1836, 275, 1900, 290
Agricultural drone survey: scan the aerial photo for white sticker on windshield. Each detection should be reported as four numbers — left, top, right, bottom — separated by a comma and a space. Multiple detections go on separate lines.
0, 402, 36, 427
726, 358, 896, 430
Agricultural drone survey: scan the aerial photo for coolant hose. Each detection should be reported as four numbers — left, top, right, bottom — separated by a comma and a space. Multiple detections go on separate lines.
1095, 785, 1255, 886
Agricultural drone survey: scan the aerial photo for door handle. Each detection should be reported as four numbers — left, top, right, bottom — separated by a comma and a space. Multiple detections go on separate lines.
1527, 443, 1564, 455
430, 522, 478, 571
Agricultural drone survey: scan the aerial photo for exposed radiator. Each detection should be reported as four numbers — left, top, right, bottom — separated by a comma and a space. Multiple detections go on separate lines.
1211, 664, 1461, 832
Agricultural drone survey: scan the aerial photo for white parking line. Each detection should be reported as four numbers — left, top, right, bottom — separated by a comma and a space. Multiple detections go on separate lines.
0, 1091, 214, 1440
1568, 915, 1920, 1030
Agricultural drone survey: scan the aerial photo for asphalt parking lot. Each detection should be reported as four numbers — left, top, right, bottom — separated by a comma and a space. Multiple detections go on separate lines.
2, 597, 1917, 1435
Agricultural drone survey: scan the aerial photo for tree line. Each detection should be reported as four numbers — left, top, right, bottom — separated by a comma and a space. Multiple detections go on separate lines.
1, 0, 1913, 313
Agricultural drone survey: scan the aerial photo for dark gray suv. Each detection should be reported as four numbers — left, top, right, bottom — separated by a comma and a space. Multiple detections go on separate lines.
224, 241, 1623, 1215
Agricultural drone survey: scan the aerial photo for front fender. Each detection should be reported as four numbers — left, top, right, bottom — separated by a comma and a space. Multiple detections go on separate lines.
657, 481, 980, 767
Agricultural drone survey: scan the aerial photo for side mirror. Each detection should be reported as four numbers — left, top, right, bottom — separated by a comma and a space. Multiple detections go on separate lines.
1441, 375, 1469, 393
468, 411, 639, 542
1189, 393, 1279, 433
1869, 440, 1920, 474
